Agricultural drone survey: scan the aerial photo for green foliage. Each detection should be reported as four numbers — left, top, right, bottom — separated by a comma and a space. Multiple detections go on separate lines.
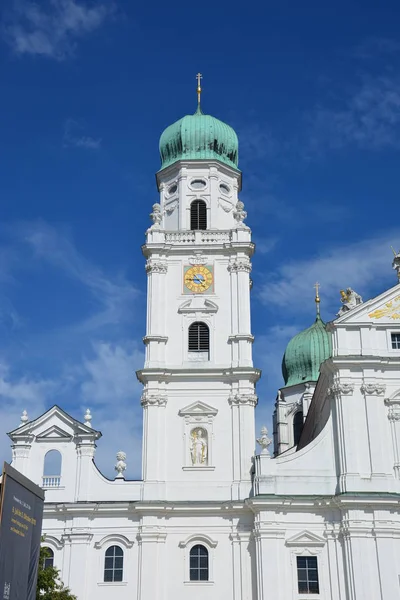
36, 542, 77, 600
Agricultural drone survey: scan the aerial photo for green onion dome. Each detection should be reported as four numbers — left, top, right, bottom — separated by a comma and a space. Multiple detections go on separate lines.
282, 315, 332, 387
159, 105, 239, 170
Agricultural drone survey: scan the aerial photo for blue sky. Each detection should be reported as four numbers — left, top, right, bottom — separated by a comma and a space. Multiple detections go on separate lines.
1, 0, 400, 478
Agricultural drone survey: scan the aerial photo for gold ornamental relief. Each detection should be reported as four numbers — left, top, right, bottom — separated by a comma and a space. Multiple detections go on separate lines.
368, 295, 400, 320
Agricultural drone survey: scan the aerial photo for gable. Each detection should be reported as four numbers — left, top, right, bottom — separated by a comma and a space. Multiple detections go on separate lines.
368, 294, 400, 322
8, 405, 101, 443
334, 283, 400, 326
179, 401, 218, 417
285, 530, 326, 547
36, 425, 73, 443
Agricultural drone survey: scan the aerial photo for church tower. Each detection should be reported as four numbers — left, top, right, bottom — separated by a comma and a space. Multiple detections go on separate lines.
137, 76, 260, 501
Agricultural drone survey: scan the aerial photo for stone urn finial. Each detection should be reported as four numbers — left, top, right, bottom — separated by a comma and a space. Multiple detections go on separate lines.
115, 451, 127, 479
150, 203, 163, 228
19, 409, 29, 427
257, 426, 272, 455
233, 200, 247, 226
84, 409, 92, 428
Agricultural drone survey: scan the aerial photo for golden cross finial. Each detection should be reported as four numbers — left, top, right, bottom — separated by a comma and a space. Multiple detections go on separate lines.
314, 282, 321, 316
196, 72, 203, 105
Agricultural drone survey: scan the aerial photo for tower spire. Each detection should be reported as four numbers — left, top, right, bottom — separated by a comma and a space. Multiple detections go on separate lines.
196, 72, 203, 114
314, 282, 321, 317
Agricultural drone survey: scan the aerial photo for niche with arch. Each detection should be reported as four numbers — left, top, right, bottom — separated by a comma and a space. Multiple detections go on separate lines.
43, 449, 62, 488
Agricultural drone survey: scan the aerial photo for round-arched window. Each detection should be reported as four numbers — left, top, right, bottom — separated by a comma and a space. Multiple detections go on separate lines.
43, 450, 62, 488
104, 545, 124, 582
190, 200, 207, 230
189, 544, 209, 581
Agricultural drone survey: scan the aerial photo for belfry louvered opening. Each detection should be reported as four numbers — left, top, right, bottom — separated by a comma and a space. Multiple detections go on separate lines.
190, 200, 207, 230
188, 322, 210, 353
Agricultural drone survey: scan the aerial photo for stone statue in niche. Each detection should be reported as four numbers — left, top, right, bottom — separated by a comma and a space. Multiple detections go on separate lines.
190, 428, 208, 465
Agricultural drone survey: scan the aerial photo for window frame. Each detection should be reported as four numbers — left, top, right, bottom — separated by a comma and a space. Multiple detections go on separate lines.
189, 544, 209, 582
190, 199, 207, 231
188, 321, 210, 353
103, 545, 124, 584
296, 555, 320, 595
288, 546, 324, 600
391, 332, 400, 350
42, 547, 54, 570
180, 536, 217, 586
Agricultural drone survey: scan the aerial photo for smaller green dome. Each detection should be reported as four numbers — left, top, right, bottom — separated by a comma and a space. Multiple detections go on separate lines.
159, 106, 239, 170
282, 315, 332, 387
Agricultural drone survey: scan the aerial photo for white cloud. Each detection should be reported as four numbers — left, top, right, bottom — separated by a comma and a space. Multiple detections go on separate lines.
0, 341, 144, 479
3, 0, 112, 59
258, 231, 400, 316
79, 341, 144, 478
307, 75, 400, 152
0, 222, 144, 477
81, 341, 143, 403
63, 119, 101, 150
0, 362, 56, 467
0, 363, 55, 404
16, 220, 139, 331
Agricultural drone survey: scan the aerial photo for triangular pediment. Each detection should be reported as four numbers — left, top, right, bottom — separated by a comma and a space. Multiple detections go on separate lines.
334, 283, 400, 325
179, 401, 218, 417
36, 425, 73, 442
285, 530, 326, 547
178, 298, 219, 314
8, 405, 101, 442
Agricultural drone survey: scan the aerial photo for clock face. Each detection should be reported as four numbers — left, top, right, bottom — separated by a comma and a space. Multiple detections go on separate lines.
184, 265, 214, 294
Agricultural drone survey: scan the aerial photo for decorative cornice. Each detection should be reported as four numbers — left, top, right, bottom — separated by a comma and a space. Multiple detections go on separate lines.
76, 446, 96, 458
228, 393, 258, 407
228, 334, 254, 343
140, 392, 168, 407
137, 529, 167, 543
61, 532, 93, 544
188, 252, 207, 266
94, 534, 134, 549
42, 535, 64, 550
387, 406, 400, 422
145, 259, 168, 274
179, 534, 218, 549
228, 258, 252, 273
360, 383, 386, 396
327, 382, 354, 398
143, 335, 168, 344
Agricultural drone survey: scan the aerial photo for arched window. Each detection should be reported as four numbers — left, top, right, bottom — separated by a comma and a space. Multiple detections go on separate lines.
293, 411, 304, 446
104, 545, 124, 582
188, 322, 209, 353
43, 450, 62, 488
43, 547, 54, 569
189, 544, 209, 581
190, 200, 207, 230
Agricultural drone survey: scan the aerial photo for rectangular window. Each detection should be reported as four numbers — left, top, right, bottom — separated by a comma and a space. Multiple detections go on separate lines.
391, 333, 400, 349
297, 556, 319, 594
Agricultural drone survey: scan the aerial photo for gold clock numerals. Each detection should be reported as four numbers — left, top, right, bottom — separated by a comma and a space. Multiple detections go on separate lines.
184, 265, 214, 293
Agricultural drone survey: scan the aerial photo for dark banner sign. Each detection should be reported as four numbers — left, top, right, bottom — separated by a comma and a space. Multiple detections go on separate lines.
0, 463, 44, 600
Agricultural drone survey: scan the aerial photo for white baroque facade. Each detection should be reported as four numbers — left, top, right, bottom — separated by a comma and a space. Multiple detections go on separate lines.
5, 100, 400, 600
